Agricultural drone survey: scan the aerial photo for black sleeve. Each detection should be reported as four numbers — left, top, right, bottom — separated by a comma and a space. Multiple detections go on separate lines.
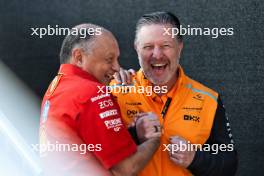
127, 126, 140, 145
187, 96, 238, 176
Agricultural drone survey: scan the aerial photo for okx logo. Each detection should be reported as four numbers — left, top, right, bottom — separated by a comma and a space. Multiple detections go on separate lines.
183, 115, 200, 122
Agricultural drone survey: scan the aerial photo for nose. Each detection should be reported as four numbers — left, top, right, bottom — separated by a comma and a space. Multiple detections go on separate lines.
112, 59, 120, 72
152, 46, 163, 60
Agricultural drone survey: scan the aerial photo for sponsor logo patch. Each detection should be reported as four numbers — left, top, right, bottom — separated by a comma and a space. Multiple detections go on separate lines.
125, 102, 142, 106
99, 109, 118, 119
193, 93, 204, 101
104, 118, 123, 131
98, 99, 114, 109
182, 107, 203, 111
183, 114, 200, 122
91, 93, 110, 102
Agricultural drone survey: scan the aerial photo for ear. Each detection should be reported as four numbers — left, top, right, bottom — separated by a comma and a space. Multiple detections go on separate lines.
70, 48, 83, 67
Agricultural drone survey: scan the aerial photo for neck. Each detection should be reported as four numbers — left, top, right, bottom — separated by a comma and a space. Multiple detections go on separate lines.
154, 71, 178, 97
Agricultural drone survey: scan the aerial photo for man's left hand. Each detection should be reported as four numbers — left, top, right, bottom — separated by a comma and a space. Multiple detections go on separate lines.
168, 136, 196, 168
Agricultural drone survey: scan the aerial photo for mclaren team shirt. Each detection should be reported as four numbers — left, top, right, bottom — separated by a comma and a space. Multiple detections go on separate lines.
111, 66, 237, 176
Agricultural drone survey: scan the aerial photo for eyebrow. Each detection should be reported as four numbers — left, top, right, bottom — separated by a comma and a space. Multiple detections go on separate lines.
106, 53, 118, 59
142, 43, 152, 45
106, 53, 114, 58
163, 41, 173, 44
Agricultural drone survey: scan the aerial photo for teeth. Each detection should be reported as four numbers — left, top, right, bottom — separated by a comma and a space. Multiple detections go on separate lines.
152, 63, 166, 67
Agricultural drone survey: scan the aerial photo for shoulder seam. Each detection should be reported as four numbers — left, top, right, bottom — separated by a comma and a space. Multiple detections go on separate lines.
186, 83, 218, 102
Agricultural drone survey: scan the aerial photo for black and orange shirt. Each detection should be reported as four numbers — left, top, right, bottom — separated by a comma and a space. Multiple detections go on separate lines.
40, 64, 136, 172
111, 66, 219, 176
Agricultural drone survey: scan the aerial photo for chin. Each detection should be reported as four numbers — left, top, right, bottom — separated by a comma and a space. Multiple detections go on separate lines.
154, 74, 173, 85
148, 78, 165, 85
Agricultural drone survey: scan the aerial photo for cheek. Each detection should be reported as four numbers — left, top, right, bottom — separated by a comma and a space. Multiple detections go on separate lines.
145, 51, 153, 59
139, 52, 151, 64
90, 63, 107, 78
99, 63, 111, 75
167, 51, 179, 63
138, 57, 148, 68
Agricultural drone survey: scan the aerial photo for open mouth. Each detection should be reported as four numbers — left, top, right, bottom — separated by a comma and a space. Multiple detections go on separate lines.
151, 63, 168, 70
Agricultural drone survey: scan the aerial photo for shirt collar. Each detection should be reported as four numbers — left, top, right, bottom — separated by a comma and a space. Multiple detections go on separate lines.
58, 64, 99, 82
138, 66, 186, 102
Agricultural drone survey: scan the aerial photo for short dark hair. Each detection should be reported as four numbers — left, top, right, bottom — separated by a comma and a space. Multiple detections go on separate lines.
135, 11, 182, 43
59, 23, 103, 64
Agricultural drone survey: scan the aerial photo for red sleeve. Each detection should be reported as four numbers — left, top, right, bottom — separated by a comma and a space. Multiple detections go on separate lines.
77, 91, 137, 169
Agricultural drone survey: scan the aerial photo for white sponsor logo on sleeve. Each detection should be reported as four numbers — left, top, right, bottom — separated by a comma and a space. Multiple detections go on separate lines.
91, 93, 110, 102
99, 109, 118, 119
98, 99, 114, 109
104, 118, 123, 131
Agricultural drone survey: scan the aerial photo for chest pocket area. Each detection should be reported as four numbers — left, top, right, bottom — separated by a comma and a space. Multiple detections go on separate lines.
165, 109, 211, 145
121, 103, 147, 127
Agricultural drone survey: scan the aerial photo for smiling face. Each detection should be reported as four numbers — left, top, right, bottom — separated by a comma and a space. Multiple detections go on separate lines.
71, 32, 120, 85
135, 24, 183, 87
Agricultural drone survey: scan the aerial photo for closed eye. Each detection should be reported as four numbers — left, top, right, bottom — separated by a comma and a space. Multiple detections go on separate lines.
143, 45, 153, 49
163, 44, 171, 48
105, 57, 113, 63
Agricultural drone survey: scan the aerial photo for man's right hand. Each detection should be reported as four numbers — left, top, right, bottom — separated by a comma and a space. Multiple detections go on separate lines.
110, 112, 161, 176
135, 112, 162, 143
113, 67, 136, 85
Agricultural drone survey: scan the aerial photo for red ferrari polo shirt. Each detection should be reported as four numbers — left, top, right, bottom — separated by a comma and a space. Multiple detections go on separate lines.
40, 64, 136, 172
